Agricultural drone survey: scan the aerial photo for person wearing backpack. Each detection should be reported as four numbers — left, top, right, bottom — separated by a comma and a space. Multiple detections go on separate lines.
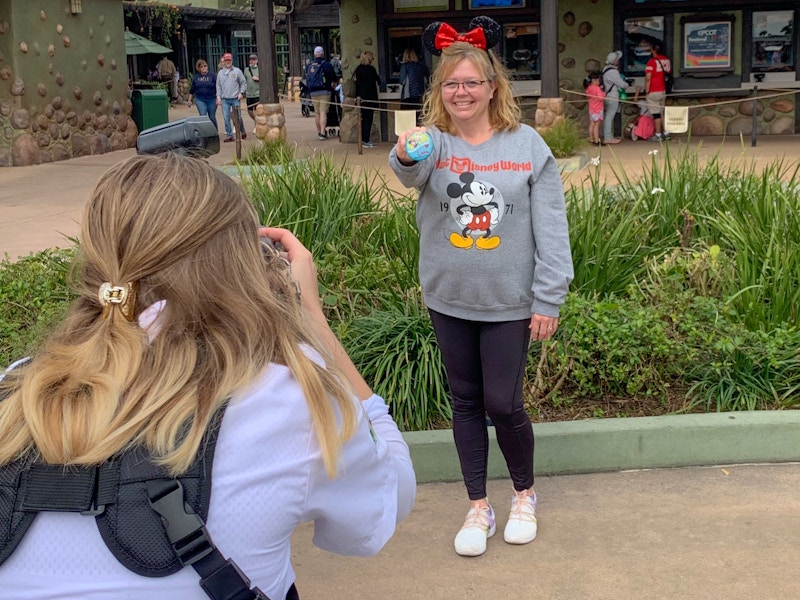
601, 51, 633, 145
644, 42, 672, 142
0, 153, 417, 600
305, 47, 337, 140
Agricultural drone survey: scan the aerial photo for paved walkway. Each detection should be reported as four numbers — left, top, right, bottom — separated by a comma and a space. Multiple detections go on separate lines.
2, 102, 800, 599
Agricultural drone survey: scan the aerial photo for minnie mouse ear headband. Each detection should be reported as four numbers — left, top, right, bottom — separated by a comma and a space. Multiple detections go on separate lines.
422, 16, 502, 56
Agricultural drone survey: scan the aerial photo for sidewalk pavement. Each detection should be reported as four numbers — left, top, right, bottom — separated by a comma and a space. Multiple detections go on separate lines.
2, 102, 800, 599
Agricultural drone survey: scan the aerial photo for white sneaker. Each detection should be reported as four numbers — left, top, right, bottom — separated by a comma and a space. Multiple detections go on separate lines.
454, 503, 495, 557
503, 489, 538, 544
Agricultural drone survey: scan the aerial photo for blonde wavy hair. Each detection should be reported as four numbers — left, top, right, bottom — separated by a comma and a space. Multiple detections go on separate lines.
0, 153, 356, 477
422, 42, 520, 134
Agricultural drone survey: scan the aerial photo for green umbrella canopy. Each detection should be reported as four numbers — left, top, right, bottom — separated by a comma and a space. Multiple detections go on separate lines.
125, 30, 172, 55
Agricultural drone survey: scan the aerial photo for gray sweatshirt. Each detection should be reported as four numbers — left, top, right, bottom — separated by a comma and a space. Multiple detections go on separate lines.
216, 66, 246, 100
389, 124, 573, 321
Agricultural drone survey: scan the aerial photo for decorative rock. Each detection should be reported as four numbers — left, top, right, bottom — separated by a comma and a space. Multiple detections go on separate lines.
12, 134, 40, 166
93, 91, 103, 106
11, 109, 30, 129
763, 108, 776, 122
0, 21, 8, 34
578, 22, 592, 37
1, 99, 14, 117
74, 87, 82, 100
584, 59, 601, 72
52, 96, 63, 110
351, 15, 359, 23
718, 105, 737, 118
99, 15, 105, 25
770, 98, 793, 113
104, 34, 111, 46
563, 12, 575, 26
81, 60, 87, 70
97, 114, 109, 129
558, 43, 565, 53
3, 126, 12, 140
364, 37, 373, 46
110, 58, 117, 70
690, 114, 724, 136
82, 109, 93, 124
20, 42, 28, 53
49, 122, 59, 138
112, 101, 121, 115
98, 54, 105, 66
61, 123, 70, 139
71, 132, 89, 157
110, 131, 127, 152
105, 76, 113, 90
267, 113, 286, 127
561, 57, 575, 69
66, 110, 78, 126
11, 79, 25, 96
57, 24, 63, 34
37, 83, 47, 96
54, 109, 65, 123
37, 131, 51, 147
89, 28, 94, 39
40, 10, 46, 21
52, 144, 70, 162
48, 63, 54, 74
727, 116, 760, 136
36, 114, 49, 129
63, 36, 70, 47
738, 99, 763, 116
770, 116, 793, 134
0, 65, 12, 80
124, 126, 138, 147
90, 134, 111, 155
55, 72, 64, 86
48, 44, 55, 57
117, 114, 129, 131
45, 104, 55, 118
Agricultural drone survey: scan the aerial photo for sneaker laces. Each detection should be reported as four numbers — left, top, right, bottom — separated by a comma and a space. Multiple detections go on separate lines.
509, 490, 537, 523
462, 505, 493, 531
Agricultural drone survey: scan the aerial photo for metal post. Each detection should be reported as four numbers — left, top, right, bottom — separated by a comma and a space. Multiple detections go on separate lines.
751, 85, 758, 147
233, 105, 242, 160
356, 97, 362, 155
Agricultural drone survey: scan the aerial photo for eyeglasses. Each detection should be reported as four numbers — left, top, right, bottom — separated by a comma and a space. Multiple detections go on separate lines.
441, 80, 487, 93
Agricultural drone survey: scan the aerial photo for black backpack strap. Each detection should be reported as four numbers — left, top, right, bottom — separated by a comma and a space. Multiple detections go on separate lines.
146, 478, 270, 600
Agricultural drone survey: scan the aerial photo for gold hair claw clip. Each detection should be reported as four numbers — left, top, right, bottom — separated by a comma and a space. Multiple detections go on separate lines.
98, 281, 137, 321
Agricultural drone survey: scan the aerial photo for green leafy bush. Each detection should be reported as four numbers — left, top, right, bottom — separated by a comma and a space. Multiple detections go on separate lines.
539, 117, 586, 158
0, 249, 75, 367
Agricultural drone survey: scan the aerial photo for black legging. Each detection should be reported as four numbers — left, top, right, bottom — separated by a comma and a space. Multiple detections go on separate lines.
360, 100, 376, 143
428, 309, 534, 500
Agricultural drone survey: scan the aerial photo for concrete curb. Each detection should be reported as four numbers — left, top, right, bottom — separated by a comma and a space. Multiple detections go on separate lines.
403, 410, 800, 483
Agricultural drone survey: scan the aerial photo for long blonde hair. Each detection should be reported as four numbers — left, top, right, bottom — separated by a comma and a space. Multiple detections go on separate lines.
0, 153, 356, 477
422, 42, 520, 134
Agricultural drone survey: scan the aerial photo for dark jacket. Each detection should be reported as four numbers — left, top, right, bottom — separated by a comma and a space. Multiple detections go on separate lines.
189, 72, 217, 100
305, 58, 336, 94
399, 61, 428, 100
353, 64, 380, 101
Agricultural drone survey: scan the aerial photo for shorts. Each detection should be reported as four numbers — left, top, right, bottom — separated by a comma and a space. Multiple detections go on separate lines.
310, 92, 330, 115
590, 112, 604, 122
246, 96, 259, 110
646, 91, 666, 116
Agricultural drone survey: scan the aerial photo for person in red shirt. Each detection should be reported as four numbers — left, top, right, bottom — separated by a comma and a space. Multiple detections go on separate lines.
644, 42, 672, 142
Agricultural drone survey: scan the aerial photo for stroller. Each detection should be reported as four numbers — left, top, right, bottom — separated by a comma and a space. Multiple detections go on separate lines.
299, 80, 313, 117
325, 89, 342, 139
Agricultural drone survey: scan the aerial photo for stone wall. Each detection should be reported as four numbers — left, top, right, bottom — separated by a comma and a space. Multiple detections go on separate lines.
0, 0, 137, 167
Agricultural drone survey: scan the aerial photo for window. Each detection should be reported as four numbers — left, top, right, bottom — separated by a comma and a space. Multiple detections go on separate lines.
752, 10, 794, 73
503, 23, 540, 79
387, 27, 425, 82
622, 16, 665, 77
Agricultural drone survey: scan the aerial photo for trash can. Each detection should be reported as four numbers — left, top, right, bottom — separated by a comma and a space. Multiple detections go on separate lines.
131, 89, 169, 132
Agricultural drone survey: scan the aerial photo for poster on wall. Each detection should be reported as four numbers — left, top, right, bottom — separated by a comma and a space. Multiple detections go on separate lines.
394, 0, 448, 12
683, 21, 732, 70
468, 0, 524, 8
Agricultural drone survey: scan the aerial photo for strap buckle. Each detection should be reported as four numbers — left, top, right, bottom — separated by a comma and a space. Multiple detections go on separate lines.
146, 479, 214, 566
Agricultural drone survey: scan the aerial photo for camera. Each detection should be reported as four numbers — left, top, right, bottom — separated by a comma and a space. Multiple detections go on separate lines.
136, 116, 220, 158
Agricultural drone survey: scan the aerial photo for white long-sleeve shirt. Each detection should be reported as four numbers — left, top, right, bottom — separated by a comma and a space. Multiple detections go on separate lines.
0, 363, 416, 599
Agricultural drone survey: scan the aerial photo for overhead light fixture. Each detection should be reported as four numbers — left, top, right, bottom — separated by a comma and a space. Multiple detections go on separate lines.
70, 0, 82, 14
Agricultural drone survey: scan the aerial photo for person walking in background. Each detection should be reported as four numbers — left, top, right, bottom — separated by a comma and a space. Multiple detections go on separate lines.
0, 153, 416, 600
601, 51, 632, 145
353, 51, 381, 148
645, 42, 672, 142
584, 71, 605, 145
399, 48, 429, 124
156, 54, 177, 105
390, 16, 573, 558
216, 52, 247, 142
188, 59, 219, 134
244, 53, 260, 133
305, 46, 337, 140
